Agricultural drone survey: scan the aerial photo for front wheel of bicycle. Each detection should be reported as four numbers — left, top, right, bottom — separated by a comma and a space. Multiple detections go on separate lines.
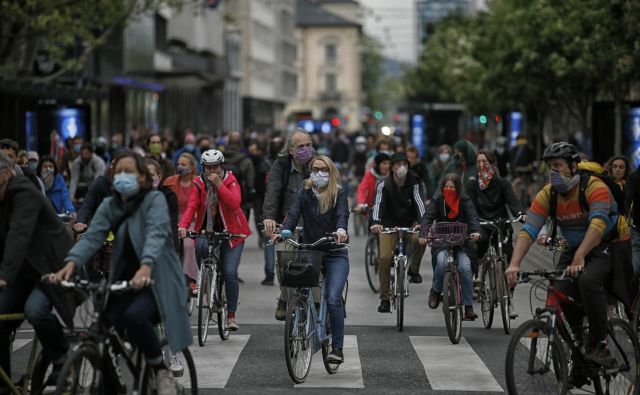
217, 276, 230, 341
505, 318, 569, 395
497, 259, 512, 334
141, 337, 198, 394
197, 265, 212, 346
284, 295, 312, 384
321, 307, 339, 374
592, 318, 640, 395
364, 235, 380, 293
480, 259, 496, 329
54, 345, 101, 395
396, 258, 405, 332
442, 270, 462, 344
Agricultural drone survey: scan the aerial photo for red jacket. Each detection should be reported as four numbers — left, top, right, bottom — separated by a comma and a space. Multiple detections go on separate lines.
357, 169, 384, 208
179, 171, 251, 248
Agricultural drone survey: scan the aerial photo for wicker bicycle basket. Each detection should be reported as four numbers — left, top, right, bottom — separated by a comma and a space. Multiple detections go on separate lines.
426, 222, 468, 248
276, 242, 325, 288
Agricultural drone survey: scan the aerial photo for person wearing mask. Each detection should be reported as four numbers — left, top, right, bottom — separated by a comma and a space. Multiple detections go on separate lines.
419, 173, 482, 320
350, 136, 369, 182
163, 153, 200, 288
147, 133, 175, 178
442, 139, 478, 187
248, 141, 270, 253
37, 156, 76, 216
110, 132, 125, 158
330, 130, 351, 166
355, 152, 390, 212
494, 136, 510, 178
69, 144, 106, 206
0, 151, 78, 390
224, 131, 256, 221
406, 145, 433, 199
58, 136, 83, 183
26, 151, 39, 171
73, 159, 113, 233
197, 135, 212, 153
427, 144, 452, 194
53, 151, 191, 393
365, 139, 393, 170
273, 155, 350, 364
93, 137, 110, 164
262, 128, 316, 319
0, 139, 45, 194
370, 153, 427, 312
146, 158, 179, 250
178, 150, 251, 331
173, 132, 202, 173
509, 134, 536, 203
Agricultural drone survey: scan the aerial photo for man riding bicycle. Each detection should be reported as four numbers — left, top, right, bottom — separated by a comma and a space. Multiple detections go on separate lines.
509, 134, 536, 204
371, 153, 426, 313
507, 142, 626, 369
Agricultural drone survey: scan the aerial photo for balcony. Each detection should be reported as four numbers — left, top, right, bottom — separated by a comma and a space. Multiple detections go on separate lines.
320, 91, 341, 101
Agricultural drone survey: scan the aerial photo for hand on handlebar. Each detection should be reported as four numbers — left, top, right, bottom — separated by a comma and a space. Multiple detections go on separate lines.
470, 232, 481, 241
536, 234, 549, 246
50, 261, 76, 284
565, 255, 584, 277
370, 224, 383, 234
506, 265, 520, 288
178, 228, 187, 239
418, 237, 427, 246
73, 223, 87, 233
263, 219, 277, 237
334, 229, 348, 243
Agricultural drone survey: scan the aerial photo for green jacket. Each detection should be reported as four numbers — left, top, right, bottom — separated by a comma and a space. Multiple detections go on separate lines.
65, 191, 191, 353
443, 139, 478, 190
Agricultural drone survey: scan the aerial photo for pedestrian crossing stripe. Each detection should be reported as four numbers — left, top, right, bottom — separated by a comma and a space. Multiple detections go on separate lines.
295, 335, 364, 388
179, 335, 250, 388
12, 339, 31, 352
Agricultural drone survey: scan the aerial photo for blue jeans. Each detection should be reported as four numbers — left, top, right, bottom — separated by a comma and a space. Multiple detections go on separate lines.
196, 239, 244, 313
323, 250, 349, 349
433, 249, 474, 305
631, 227, 640, 275
0, 278, 69, 383
264, 241, 275, 281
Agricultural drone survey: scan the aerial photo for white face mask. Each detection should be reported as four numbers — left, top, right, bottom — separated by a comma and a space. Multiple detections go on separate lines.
439, 153, 450, 163
311, 171, 330, 188
396, 165, 408, 178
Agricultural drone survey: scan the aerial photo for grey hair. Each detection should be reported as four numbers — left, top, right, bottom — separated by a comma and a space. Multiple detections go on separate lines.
281, 127, 311, 156
0, 150, 15, 174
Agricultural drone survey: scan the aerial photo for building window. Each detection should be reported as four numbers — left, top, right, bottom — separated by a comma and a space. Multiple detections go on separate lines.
325, 73, 336, 92
325, 43, 337, 64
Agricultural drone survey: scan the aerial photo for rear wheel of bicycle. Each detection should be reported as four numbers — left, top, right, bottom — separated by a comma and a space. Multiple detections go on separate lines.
141, 337, 198, 394
284, 295, 312, 384
396, 258, 405, 332
54, 346, 101, 395
480, 259, 496, 329
321, 308, 340, 374
497, 260, 512, 334
197, 265, 212, 346
217, 276, 230, 341
442, 270, 461, 344
364, 235, 380, 293
505, 318, 569, 395
593, 318, 640, 395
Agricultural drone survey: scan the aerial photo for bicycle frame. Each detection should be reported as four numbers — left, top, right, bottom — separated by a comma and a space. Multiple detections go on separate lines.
0, 313, 40, 395
444, 248, 462, 306
290, 279, 331, 354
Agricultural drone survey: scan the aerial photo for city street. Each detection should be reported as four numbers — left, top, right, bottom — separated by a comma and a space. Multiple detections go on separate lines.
10, 220, 557, 394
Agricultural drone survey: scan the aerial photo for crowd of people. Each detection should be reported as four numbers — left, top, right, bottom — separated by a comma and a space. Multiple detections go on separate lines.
0, 125, 637, 392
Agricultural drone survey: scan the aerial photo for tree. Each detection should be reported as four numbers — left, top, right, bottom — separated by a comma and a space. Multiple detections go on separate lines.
360, 34, 385, 112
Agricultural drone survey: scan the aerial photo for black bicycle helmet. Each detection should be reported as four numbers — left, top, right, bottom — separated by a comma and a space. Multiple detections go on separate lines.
542, 142, 580, 163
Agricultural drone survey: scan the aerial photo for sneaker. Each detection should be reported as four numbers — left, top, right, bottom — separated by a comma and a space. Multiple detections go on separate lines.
326, 347, 344, 364
378, 300, 391, 313
428, 289, 441, 309
227, 316, 239, 331
463, 305, 478, 321
509, 301, 519, 319
189, 282, 198, 297
238, 277, 245, 284
408, 271, 422, 284
585, 343, 617, 367
44, 361, 64, 386
168, 355, 184, 377
155, 368, 178, 395
275, 299, 287, 321
261, 278, 274, 286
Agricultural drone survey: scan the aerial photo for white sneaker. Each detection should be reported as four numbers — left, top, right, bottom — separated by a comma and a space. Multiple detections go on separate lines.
169, 355, 184, 377
227, 317, 239, 331
155, 369, 177, 395
509, 302, 519, 319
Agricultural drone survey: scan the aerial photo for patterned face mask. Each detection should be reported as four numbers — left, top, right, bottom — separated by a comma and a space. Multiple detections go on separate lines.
477, 163, 496, 190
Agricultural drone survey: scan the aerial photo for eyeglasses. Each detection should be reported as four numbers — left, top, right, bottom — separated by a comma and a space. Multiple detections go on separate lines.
311, 167, 329, 174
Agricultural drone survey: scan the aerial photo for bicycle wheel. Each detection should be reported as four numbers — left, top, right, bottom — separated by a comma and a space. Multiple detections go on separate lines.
216, 275, 230, 341
54, 346, 101, 395
480, 259, 496, 329
593, 318, 640, 395
497, 260, 512, 334
321, 307, 339, 374
442, 270, 462, 344
396, 258, 405, 332
505, 319, 569, 394
284, 295, 312, 384
141, 338, 198, 394
364, 235, 380, 293
197, 265, 212, 346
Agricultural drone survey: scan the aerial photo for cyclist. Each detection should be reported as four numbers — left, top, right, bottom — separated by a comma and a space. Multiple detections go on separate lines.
509, 134, 536, 204
178, 149, 251, 331
73, 158, 113, 233
465, 150, 523, 317
427, 144, 452, 196
69, 143, 106, 207
419, 173, 481, 320
506, 142, 625, 368
604, 155, 630, 190
355, 152, 390, 213
275, 155, 349, 364
371, 153, 427, 313
37, 155, 76, 216
442, 139, 478, 187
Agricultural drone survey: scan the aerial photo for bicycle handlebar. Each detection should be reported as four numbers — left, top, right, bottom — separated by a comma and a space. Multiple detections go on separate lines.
381, 227, 419, 234
272, 235, 349, 249
478, 214, 526, 227
46, 278, 148, 293
185, 230, 248, 240
518, 269, 567, 283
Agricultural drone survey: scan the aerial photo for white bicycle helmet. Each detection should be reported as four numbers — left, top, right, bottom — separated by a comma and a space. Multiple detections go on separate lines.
201, 149, 225, 165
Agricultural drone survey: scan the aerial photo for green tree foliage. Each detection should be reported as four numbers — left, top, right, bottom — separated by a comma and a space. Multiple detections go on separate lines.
360, 34, 385, 111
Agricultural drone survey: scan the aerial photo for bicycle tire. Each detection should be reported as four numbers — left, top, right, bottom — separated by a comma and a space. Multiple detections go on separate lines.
497, 259, 512, 334
442, 270, 461, 344
364, 235, 380, 293
54, 345, 102, 395
505, 318, 569, 395
594, 318, 640, 395
284, 295, 312, 384
141, 338, 198, 394
217, 276, 230, 341
396, 257, 405, 332
480, 259, 495, 330
321, 307, 339, 374
197, 265, 212, 346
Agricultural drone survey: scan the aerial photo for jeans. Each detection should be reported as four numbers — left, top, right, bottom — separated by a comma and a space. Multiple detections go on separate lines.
105, 288, 161, 362
631, 227, 640, 275
0, 278, 69, 383
196, 239, 244, 313
433, 249, 474, 305
378, 232, 425, 300
264, 241, 275, 281
323, 250, 349, 349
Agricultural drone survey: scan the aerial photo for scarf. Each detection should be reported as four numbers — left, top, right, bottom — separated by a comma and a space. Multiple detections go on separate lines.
205, 179, 219, 232
477, 163, 496, 190
443, 189, 460, 219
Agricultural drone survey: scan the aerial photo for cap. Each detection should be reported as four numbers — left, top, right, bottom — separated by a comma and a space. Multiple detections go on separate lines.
390, 153, 408, 165
27, 151, 39, 161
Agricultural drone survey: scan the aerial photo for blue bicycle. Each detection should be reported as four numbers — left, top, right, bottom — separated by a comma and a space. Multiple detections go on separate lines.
275, 231, 348, 384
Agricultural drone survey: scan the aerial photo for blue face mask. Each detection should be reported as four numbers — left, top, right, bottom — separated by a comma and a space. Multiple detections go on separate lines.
113, 173, 139, 198
73, 145, 81, 153
184, 144, 196, 152
28, 161, 38, 170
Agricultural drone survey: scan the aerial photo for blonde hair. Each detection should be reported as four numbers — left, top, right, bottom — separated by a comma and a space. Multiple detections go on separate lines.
305, 155, 341, 214
179, 152, 198, 175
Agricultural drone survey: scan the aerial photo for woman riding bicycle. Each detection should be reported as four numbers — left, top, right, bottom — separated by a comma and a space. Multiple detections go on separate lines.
37, 155, 76, 216
419, 173, 481, 320
274, 155, 349, 365
178, 149, 251, 331
53, 151, 192, 393
354, 152, 390, 214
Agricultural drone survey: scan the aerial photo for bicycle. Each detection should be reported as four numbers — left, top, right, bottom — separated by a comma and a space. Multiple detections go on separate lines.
187, 230, 247, 346
381, 227, 418, 332
351, 205, 379, 294
478, 215, 524, 334
505, 270, 640, 394
274, 231, 348, 384
51, 278, 197, 394
426, 222, 469, 344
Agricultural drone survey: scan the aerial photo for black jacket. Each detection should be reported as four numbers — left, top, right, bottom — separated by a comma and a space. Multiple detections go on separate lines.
372, 173, 426, 228
77, 174, 111, 224
262, 155, 310, 223
0, 176, 79, 327
465, 176, 522, 220
159, 185, 180, 250
626, 167, 640, 225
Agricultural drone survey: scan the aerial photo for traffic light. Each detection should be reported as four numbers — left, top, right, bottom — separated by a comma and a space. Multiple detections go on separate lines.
495, 115, 501, 123
331, 117, 341, 127
374, 111, 384, 120
479, 115, 487, 124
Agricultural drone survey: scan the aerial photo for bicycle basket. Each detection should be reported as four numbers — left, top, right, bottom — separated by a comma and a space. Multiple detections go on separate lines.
427, 222, 468, 248
276, 243, 325, 288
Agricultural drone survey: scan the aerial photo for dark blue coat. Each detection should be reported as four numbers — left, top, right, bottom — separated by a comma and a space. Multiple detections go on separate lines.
46, 174, 75, 214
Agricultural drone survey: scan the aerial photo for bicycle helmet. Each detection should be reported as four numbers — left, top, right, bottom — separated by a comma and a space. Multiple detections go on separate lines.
201, 149, 225, 166
542, 142, 580, 163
